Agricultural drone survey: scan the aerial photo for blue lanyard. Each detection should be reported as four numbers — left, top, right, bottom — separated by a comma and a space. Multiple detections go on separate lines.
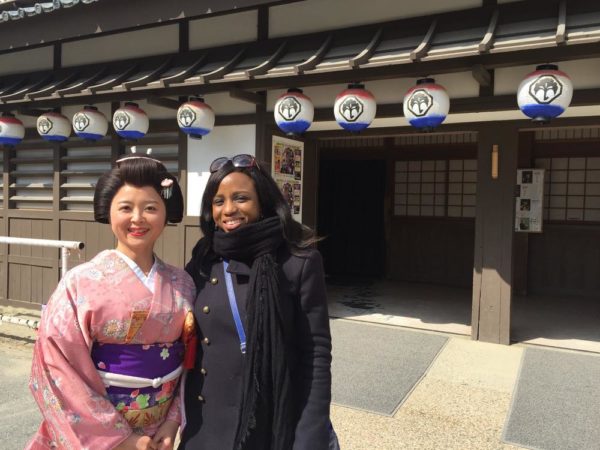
222, 260, 247, 354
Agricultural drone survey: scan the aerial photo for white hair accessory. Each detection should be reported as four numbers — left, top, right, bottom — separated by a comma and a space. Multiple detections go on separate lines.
116, 146, 161, 164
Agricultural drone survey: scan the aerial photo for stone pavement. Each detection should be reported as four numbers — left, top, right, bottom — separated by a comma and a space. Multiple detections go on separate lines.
0, 316, 535, 450
331, 328, 525, 450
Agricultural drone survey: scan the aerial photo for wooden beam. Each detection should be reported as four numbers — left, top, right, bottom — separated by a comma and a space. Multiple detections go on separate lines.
147, 97, 180, 110
229, 88, 266, 105
410, 19, 437, 61
245, 40, 288, 78
194, 48, 247, 83
119, 57, 174, 90
556, 0, 567, 45
157, 55, 207, 87
479, 9, 499, 53
350, 28, 383, 68
16, 108, 52, 117
471, 64, 492, 87
82, 64, 139, 94
294, 34, 333, 75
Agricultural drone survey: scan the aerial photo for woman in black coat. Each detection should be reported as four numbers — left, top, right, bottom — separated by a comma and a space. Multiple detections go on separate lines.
180, 154, 333, 450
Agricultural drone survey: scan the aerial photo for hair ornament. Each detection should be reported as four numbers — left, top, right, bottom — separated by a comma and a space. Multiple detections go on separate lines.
161, 178, 174, 199
116, 146, 161, 164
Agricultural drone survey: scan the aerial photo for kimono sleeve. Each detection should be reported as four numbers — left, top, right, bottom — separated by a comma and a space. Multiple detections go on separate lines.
293, 250, 333, 450
165, 270, 197, 426
28, 272, 132, 450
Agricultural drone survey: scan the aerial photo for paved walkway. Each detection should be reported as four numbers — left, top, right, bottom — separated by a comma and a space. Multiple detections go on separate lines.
2, 316, 531, 450
331, 325, 525, 450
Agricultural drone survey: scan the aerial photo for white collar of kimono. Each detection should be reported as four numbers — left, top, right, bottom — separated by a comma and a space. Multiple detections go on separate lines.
114, 250, 158, 294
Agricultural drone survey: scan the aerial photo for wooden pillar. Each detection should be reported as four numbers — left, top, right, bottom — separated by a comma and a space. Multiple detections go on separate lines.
513, 131, 535, 295
472, 123, 519, 344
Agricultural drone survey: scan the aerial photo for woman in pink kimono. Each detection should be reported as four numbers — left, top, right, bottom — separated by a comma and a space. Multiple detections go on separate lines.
27, 155, 196, 450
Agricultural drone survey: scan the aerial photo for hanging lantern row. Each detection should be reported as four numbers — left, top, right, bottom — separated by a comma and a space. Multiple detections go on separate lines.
0, 64, 575, 146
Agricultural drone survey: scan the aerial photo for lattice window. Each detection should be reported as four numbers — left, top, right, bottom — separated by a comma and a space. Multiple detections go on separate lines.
10, 148, 54, 210
394, 158, 477, 218
535, 156, 600, 222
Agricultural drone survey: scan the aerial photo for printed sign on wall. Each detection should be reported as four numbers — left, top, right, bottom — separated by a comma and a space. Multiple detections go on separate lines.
515, 169, 545, 232
272, 135, 303, 222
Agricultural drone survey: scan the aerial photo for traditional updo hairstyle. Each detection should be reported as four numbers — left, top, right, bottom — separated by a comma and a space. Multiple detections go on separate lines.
94, 156, 184, 224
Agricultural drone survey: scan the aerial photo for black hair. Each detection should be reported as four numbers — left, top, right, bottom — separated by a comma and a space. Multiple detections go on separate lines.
198, 161, 318, 256
94, 157, 184, 224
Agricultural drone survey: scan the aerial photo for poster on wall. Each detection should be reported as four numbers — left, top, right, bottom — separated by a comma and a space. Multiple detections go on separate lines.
272, 136, 303, 222
515, 168, 544, 233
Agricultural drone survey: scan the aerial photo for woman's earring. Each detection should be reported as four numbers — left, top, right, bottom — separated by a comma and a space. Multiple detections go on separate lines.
214, 222, 218, 231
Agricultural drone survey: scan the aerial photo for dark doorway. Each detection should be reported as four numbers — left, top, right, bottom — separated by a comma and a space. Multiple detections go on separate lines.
317, 159, 386, 277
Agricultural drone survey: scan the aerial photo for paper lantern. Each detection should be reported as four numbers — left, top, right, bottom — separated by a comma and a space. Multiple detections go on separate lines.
403, 78, 450, 130
177, 97, 215, 139
72, 106, 108, 141
37, 111, 71, 142
517, 64, 573, 122
0, 113, 24, 146
113, 102, 149, 140
334, 83, 377, 132
274, 88, 314, 135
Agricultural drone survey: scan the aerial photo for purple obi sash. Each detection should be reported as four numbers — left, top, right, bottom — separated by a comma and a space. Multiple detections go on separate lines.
91, 342, 184, 427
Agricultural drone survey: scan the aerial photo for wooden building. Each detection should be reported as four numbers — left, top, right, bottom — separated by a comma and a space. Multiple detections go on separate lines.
1, 0, 599, 345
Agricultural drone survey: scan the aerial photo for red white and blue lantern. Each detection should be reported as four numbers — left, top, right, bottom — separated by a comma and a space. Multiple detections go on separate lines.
334, 83, 377, 132
403, 78, 450, 130
113, 102, 149, 140
517, 64, 573, 122
37, 111, 71, 142
274, 88, 314, 135
72, 106, 108, 141
0, 113, 24, 146
177, 97, 215, 139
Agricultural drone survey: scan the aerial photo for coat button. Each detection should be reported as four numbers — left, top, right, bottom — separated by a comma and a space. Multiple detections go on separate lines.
210, 277, 218, 285
202, 337, 210, 345
202, 306, 210, 314
197, 395, 205, 402
200, 368, 207, 375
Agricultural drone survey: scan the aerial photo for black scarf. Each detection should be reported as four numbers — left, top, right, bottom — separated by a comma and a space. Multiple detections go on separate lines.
210, 217, 295, 450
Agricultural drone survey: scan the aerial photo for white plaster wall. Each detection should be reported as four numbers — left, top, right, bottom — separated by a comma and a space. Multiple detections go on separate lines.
203, 92, 256, 115
62, 25, 179, 67
189, 10, 258, 50
0, 46, 53, 76
267, 73, 479, 110
187, 124, 256, 216
269, 0, 481, 37
136, 99, 179, 120
495, 58, 600, 95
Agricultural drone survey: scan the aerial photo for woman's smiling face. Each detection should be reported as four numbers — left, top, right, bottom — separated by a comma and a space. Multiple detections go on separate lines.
110, 183, 166, 258
212, 172, 261, 232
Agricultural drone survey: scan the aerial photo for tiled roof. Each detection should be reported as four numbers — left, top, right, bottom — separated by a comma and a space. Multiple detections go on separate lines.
0, 0, 98, 23
0, 1, 598, 109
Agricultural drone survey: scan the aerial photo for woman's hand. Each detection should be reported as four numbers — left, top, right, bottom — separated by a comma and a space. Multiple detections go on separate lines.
152, 419, 180, 450
114, 434, 158, 450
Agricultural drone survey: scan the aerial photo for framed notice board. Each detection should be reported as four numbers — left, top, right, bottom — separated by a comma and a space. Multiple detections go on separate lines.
515, 168, 544, 233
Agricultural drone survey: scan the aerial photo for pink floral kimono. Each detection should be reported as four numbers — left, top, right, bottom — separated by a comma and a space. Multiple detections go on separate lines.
27, 250, 196, 450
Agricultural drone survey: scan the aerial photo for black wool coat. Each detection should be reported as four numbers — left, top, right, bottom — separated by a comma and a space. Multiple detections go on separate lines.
178, 246, 333, 450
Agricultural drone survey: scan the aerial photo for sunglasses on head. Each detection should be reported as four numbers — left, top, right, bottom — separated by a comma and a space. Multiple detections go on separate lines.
209, 154, 260, 173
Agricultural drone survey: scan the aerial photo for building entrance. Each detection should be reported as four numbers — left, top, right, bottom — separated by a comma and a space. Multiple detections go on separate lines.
317, 159, 386, 278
